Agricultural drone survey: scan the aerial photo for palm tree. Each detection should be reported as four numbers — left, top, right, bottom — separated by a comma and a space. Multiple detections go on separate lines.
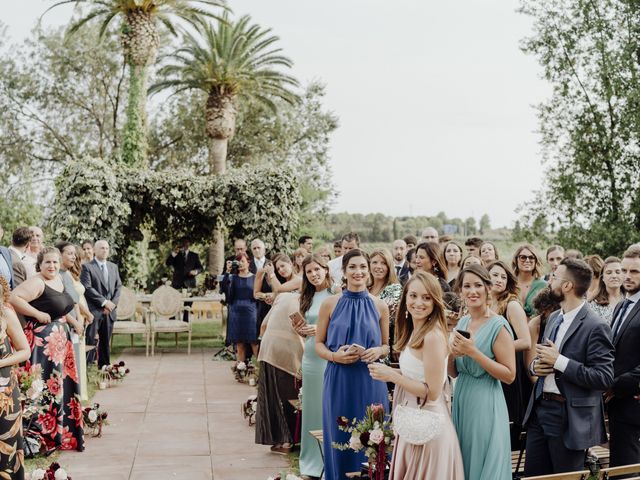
45, 0, 227, 167
150, 14, 299, 274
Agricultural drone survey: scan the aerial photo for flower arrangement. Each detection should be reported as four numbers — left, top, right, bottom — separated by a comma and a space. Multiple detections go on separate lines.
231, 361, 255, 383
28, 462, 72, 480
82, 403, 109, 437
267, 474, 302, 480
101, 361, 130, 384
332, 403, 394, 480
16, 363, 54, 457
242, 394, 258, 425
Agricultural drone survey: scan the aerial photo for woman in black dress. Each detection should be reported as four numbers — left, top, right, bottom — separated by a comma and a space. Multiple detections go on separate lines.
0, 276, 31, 479
10, 247, 84, 453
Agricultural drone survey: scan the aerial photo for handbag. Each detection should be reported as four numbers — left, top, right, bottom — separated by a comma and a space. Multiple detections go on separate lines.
392, 383, 445, 445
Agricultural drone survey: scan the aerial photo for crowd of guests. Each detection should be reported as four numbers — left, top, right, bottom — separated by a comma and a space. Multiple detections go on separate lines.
221, 230, 640, 480
0, 224, 123, 478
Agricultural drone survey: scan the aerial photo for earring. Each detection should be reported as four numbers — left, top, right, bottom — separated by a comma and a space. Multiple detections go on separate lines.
405, 311, 409, 319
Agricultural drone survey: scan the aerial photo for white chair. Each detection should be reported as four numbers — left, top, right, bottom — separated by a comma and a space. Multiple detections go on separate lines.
112, 287, 149, 356
149, 285, 192, 355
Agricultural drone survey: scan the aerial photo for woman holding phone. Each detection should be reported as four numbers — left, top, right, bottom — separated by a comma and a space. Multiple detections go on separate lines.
316, 249, 390, 480
450, 264, 516, 480
294, 254, 334, 479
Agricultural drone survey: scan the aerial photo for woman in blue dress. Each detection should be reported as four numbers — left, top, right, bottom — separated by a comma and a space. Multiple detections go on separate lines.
294, 254, 333, 478
222, 252, 257, 371
450, 264, 516, 480
316, 249, 390, 480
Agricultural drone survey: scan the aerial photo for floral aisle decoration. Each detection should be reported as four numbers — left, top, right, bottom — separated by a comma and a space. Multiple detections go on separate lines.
102, 361, 130, 384
28, 461, 72, 480
332, 403, 394, 480
16, 364, 53, 457
241, 394, 258, 426
266, 474, 302, 480
82, 403, 109, 437
231, 361, 255, 383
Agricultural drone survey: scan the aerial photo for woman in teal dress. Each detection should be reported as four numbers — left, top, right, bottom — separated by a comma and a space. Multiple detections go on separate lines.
512, 244, 547, 317
450, 264, 516, 480
295, 254, 333, 479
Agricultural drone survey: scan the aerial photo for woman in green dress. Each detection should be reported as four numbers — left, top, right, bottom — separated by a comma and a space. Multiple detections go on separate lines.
450, 264, 516, 480
294, 254, 333, 479
512, 244, 547, 317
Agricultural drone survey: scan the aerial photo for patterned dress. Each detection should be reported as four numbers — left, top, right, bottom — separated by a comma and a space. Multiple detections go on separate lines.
24, 284, 84, 453
0, 318, 24, 479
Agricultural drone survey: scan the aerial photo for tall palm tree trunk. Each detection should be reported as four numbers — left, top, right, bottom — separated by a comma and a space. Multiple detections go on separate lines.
206, 92, 237, 274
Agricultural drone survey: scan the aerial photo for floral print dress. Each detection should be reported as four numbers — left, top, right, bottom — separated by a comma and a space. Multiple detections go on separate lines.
24, 284, 84, 453
0, 316, 24, 479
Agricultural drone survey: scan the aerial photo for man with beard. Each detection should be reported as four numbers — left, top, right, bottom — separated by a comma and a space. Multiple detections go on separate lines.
605, 245, 640, 467
523, 258, 614, 476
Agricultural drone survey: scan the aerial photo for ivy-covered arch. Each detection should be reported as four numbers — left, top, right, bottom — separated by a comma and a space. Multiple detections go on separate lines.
50, 157, 302, 273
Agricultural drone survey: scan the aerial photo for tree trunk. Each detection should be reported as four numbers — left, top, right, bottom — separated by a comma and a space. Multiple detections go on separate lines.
206, 92, 237, 274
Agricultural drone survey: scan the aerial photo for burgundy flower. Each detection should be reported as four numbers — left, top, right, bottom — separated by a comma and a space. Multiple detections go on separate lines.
101, 412, 108, 420
119, 361, 125, 367
360, 431, 370, 445
336, 416, 349, 427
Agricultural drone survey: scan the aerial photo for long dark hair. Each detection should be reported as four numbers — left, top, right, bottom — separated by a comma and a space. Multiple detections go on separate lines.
416, 242, 448, 281
590, 256, 623, 305
394, 272, 448, 352
299, 254, 331, 315
487, 260, 521, 316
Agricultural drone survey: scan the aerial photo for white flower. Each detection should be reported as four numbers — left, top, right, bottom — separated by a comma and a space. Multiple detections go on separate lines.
236, 362, 247, 371
349, 434, 362, 451
369, 428, 384, 444
251, 401, 257, 413
118, 366, 126, 375
285, 475, 303, 480
30, 469, 46, 480
101, 365, 109, 371
88, 410, 98, 423
54, 468, 68, 480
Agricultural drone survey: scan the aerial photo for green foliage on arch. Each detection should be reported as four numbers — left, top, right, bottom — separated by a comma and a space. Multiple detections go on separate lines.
50, 157, 301, 258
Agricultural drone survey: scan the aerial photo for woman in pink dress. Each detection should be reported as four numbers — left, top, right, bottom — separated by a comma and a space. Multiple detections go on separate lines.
369, 271, 464, 479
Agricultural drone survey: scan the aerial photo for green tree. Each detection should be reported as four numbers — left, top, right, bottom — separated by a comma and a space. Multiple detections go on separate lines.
149, 14, 299, 273
465, 217, 477, 236
519, 0, 640, 255
46, 0, 226, 167
479, 214, 491, 234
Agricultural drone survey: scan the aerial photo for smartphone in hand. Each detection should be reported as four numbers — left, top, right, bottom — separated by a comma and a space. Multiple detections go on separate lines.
289, 311, 308, 329
346, 343, 366, 356
456, 329, 471, 339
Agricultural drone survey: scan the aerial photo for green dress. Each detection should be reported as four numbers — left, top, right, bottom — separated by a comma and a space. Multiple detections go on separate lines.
453, 315, 513, 480
299, 288, 332, 478
523, 278, 547, 317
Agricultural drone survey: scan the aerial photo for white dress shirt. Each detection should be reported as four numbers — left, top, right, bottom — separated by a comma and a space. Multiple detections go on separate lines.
544, 302, 585, 394
254, 257, 266, 271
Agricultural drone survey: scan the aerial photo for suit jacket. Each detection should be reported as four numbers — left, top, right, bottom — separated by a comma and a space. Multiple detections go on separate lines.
523, 304, 614, 450
0, 247, 13, 289
80, 259, 122, 322
8, 248, 26, 287
166, 251, 203, 289
608, 299, 640, 425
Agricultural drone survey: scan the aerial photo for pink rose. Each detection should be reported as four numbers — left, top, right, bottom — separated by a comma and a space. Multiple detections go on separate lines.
369, 428, 384, 445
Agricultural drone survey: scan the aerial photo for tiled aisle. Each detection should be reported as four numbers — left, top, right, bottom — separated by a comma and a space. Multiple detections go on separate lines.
58, 348, 288, 479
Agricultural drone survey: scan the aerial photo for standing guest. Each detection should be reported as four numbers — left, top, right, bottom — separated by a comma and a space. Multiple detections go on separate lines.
545, 245, 565, 281
80, 240, 94, 265
81, 240, 122, 367
295, 255, 333, 478
450, 264, 515, 480
605, 246, 640, 467
464, 237, 484, 258
421, 227, 439, 244
298, 235, 313, 254
9, 247, 84, 452
23, 226, 44, 279
70, 245, 94, 399
391, 239, 408, 278
403, 234, 417, 250
255, 291, 302, 455
368, 272, 465, 479
439, 234, 453, 248
443, 241, 463, 286
315, 246, 332, 264
222, 252, 257, 374
332, 240, 343, 259
588, 256, 623, 324
292, 248, 307, 275
461, 254, 482, 269
414, 241, 450, 293
0, 277, 30, 479
488, 260, 532, 448
165, 237, 202, 289
369, 248, 402, 351
512, 244, 547, 317
250, 239, 272, 336
225, 238, 249, 269
327, 232, 360, 289
584, 254, 604, 301
565, 249, 583, 260
525, 288, 561, 384
398, 248, 416, 286
0, 226, 13, 289
480, 241, 499, 264
316, 249, 390, 480
55, 242, 87, 338
523, 258, 614, 476
9, 227, 31, 287
261, 253, 302, 295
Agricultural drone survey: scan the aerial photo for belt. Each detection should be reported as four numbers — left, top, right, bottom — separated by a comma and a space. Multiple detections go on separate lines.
541, 392, 566, 403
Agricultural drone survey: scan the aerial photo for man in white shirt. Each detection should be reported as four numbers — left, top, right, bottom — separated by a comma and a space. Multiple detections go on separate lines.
391, 239, 407, 277
523, 258, 614, 476
250, 239, 267, 273
327, 232, 360, 288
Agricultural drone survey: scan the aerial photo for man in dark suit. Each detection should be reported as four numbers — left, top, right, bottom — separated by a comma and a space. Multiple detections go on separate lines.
0, 224, 14, 288
523, 258, 614, 476
606, 245, 640, 467
391, 239, 409, 279
81, 239, 122, 367
165, 237, 203, 289
8, 227, 31, 287
249, 239, 272, 336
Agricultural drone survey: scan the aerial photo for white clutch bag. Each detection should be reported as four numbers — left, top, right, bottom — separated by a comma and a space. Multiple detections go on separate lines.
393, 403, 445, 445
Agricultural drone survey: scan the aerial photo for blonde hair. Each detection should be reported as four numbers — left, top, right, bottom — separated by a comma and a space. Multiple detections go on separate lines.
369, 248, 398, 287
512, 244, 543, 279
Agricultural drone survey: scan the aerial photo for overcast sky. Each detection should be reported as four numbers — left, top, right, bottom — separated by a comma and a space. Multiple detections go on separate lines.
4, 1, 550, 228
